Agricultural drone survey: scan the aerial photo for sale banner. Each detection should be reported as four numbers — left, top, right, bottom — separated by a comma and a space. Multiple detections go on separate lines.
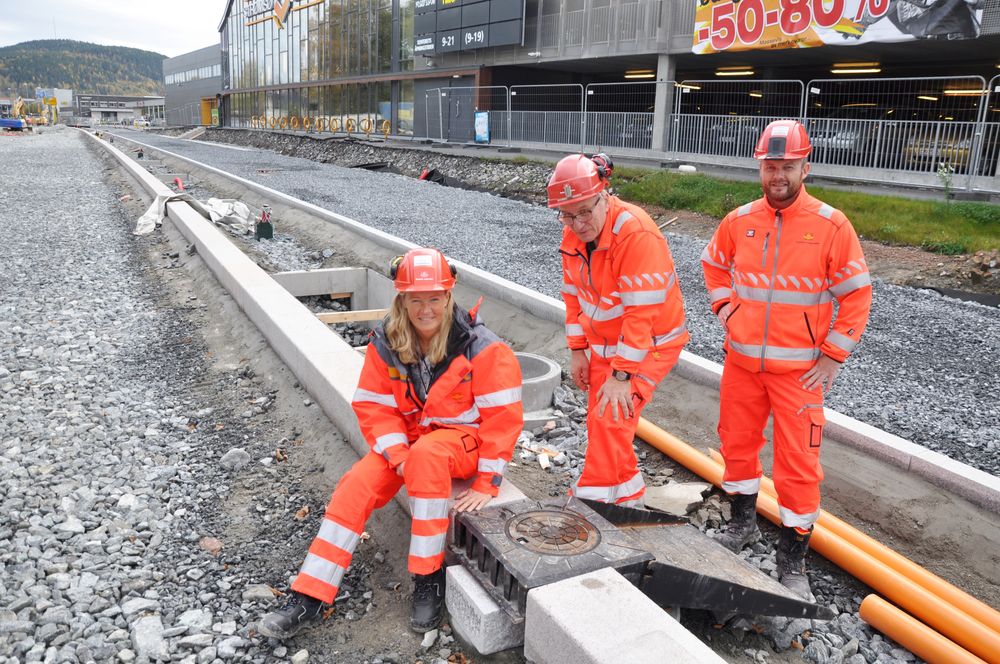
693, 0, 986, 54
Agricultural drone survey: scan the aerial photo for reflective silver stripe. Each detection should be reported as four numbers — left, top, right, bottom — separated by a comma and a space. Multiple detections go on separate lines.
561, 283, 578, 296
779, 506, 820, 529
849, 260, 864, 272
573, 471, 645, 503
722, 478, 761, 495
578, 299, 624, 322
620, 289, 667, 306
478, 458, 506, 474
612, 211, 633, 234
317, 519, 362, 554
818, 203, 835, 219
474, 386, 522, 408
409, 532, 447, 558
409, 497, 450, 521
652, 325, 687, 346
373, 432, 408, 454
737, 203, 753, 216
829, 272, 871, 297
735, 284, 832, 306
616, 342, 647, 363
566, 323, 585, 337
299, 553, 346, 588
421, 405, 480, 427
729, 341, 821, 362
710, 287, 733, 303
591, 344, 617, 359
353, 388, 398, 408
826, 330, 858, 353
700, 246, 729, 271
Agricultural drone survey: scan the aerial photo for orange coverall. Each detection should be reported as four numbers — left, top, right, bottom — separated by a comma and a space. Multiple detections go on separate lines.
702, 187, 872, 528
560, 196, 689, 505
291, 306, 523, 603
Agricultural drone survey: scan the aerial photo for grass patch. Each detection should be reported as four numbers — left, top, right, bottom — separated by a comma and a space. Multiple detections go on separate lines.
611, 169, 1000, 254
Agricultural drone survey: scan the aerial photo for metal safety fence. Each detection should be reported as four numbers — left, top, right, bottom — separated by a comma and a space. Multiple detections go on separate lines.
413, 77, 1000, 190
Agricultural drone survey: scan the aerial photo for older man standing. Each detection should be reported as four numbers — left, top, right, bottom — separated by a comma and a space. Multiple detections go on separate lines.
548, 153, 688, 507
702, 120, 872, 600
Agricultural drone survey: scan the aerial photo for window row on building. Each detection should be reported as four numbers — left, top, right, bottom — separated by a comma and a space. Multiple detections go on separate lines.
166, 64, 223, 86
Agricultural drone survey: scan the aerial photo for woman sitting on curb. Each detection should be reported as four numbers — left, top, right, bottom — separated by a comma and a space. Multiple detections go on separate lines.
258, 247, 523, 638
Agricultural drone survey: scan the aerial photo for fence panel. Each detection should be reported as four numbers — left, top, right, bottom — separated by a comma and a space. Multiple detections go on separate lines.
584, 81, 667, 152
803, 76, 988, 177
424, 88, 443, 140
670, 80, 804, 159
434, 86, 509, 145
973, 75, 1000, 179
510, 84, 584, 150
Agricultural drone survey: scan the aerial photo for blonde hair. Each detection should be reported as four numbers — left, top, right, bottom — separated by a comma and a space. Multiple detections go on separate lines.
385, 292, 454, 365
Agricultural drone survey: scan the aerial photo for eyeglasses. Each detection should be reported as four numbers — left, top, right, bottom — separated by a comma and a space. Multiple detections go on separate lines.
557, 197, 602, 225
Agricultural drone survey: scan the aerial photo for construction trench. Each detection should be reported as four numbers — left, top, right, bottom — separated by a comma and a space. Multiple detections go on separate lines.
9, 126, 996, 664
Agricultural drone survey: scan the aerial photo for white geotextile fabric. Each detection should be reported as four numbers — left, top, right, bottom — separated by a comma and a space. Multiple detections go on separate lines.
134, 194, 253, 236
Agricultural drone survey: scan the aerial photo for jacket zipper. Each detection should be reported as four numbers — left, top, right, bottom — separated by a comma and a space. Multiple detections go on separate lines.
759, 211, 782, 371
803, 312, 816, 345
761, 232, 770, 268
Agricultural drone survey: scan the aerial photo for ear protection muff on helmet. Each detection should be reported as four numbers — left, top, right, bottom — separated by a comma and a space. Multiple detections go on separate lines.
591, 153, 614, 181
389, 254, 458, 280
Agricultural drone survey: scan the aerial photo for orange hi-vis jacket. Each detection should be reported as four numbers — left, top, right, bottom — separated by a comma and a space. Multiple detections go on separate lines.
702, 187, 873, 374
560, 196, 689, 372
351, 305, 523, 496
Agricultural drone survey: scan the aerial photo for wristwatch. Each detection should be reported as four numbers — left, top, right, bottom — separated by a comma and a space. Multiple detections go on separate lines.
611, 370, 633, 382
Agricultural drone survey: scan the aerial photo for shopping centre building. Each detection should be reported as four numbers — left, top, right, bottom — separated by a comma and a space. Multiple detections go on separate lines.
218, 0, 1000, 189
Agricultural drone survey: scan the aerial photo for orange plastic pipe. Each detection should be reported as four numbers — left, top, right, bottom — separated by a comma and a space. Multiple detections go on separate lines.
634, 417, 1000, 664
705, 448, 1000, 636
859, 595, 988, 664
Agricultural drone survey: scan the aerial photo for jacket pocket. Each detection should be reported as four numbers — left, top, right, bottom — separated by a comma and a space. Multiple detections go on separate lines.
803, 312, 816, 345
807, 408, 825, 448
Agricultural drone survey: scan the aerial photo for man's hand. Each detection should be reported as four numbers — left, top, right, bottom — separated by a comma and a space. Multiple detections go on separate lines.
395, 461, 405, 477
571, 349, 590, 391
453, 489, 492, 513
716, 303, 734, 331
596, 376, 634, 421
800, 355, 841, 393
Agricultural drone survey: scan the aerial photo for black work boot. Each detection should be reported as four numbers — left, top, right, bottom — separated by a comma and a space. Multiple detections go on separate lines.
410, 568, 446, 633
257, 591, 324, 640
714, 493, 761, 553
776, 525, 815, 601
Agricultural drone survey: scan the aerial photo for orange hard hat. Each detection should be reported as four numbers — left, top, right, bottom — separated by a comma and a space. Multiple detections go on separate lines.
547, 154, 608, 208
754, 120, 812, 160
390, 248, 456, 292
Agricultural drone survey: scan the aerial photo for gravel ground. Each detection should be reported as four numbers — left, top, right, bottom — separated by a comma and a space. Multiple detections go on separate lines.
0, 128, 478, 663
115, 128, 1000, 478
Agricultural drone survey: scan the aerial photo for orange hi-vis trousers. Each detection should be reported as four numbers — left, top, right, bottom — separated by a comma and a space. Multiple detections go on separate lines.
718, 357, 826, 530
291, 428, 478, 604
572, 345, 682, 506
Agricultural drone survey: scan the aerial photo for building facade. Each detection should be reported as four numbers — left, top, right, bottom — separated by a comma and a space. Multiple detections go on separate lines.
164, 45, 224, 126
73, 95, 165, 126
219, 1, 1000, 188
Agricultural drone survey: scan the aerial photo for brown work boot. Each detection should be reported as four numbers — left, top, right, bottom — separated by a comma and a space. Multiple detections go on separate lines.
714, 493, 761, 553
776, 525, 815, 601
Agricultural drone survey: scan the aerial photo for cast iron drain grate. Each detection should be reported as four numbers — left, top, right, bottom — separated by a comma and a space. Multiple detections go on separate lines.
506, 510, 600, 555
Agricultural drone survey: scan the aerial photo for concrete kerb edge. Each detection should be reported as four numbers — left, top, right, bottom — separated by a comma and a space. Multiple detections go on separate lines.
98, 131, 1000, 517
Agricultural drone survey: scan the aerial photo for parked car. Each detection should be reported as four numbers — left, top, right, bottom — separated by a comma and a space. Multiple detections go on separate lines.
806, 107, 898, 167
903, 126, 1000, 176
706, 116, 761, 156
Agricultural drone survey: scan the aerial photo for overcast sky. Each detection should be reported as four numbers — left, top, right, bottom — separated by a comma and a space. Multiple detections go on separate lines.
0, 0, 229, 58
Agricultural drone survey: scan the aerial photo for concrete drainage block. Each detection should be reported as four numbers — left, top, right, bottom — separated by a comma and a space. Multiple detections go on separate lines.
516, 352, 560, 429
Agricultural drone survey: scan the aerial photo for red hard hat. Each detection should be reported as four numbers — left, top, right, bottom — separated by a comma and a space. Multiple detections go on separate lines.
754, 120, 812, 160
547, 154, 607, 208
391, 248, 456, 292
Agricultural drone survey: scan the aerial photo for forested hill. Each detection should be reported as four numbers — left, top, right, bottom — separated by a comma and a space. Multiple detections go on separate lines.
0, 40, 166, 97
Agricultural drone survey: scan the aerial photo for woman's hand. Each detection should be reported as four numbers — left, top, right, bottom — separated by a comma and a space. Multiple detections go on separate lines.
453, 489, 492, 513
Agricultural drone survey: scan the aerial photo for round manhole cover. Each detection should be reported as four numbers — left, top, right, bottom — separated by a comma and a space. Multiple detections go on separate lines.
505, 510, 600, 556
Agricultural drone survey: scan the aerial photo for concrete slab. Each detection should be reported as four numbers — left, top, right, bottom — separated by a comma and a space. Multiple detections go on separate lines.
272, 267, 367, 301
446, 566, 525, 656
644, 482, 712, 516
524, 567, 725, 664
